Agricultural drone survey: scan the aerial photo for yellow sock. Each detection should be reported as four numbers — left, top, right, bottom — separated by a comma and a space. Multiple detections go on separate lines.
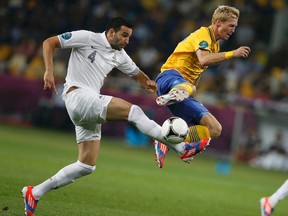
184, 125, 211, 142
170, 83, 194, 96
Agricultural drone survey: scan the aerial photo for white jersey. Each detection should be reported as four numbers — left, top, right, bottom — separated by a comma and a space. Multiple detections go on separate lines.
58, 30, 140, 94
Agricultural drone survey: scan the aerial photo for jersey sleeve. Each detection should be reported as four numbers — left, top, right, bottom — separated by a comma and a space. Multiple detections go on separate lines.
117, 50, 140, 77
190, 29, 212, 53
58, 30, 92, 48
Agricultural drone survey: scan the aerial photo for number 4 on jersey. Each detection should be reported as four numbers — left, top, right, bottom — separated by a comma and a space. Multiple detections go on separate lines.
88, 51, 96, 63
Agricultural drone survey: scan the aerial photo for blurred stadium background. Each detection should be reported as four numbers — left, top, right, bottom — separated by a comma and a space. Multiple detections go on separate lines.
0, 0, 288, 171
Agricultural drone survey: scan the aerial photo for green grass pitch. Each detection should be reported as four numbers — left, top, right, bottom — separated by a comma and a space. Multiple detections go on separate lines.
0, 123, 286, 216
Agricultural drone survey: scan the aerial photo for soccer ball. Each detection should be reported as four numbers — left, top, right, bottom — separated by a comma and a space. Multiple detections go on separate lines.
161, 117, 188, 144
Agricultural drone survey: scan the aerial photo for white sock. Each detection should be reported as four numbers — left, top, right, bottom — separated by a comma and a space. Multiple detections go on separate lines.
128, 105, 164, 141
127, 105, 185, 151
173, 143, 186, 153
269, 179, 288, 207
32, 160, 95, 200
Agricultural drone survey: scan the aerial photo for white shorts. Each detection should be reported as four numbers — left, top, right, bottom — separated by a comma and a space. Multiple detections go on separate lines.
62, 88, 112, 143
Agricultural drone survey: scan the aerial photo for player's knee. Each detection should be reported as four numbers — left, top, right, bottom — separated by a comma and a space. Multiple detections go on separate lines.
209, 123, 222, 139
77, 160, 96, 176
284, 179, 288, 187
131, 105, 141, 114
128, 105, 144, 122
84, 165, 96, 175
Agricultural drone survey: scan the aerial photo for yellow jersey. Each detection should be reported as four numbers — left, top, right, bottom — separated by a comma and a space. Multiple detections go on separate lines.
161, 26, 220, 85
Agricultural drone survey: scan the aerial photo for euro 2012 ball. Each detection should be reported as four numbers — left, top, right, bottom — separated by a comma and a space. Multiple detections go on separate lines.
161, 117, 188, 144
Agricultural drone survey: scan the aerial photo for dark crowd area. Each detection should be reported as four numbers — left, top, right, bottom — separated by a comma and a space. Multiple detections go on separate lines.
0, 0, 288, 103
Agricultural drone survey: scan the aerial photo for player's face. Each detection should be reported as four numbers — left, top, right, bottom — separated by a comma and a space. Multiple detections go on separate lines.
216, 17, 238, 40
109, 26, 132, 50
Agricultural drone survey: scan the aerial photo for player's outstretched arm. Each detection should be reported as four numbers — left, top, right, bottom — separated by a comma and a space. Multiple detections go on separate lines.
196, 46, 251, 67
132, 70, 157, 94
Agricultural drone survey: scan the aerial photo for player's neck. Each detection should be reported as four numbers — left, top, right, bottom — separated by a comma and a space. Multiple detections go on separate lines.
210, 24, 220, 41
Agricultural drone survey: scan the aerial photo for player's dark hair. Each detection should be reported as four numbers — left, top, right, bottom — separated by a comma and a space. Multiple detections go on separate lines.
105, 17, 133, 32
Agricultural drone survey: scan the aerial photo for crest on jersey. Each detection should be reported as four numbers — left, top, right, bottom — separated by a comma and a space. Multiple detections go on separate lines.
61, 32, 72, 40
199, 41, 208, 49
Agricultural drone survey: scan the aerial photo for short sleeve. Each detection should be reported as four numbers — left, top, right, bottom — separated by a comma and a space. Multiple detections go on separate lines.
191, 30, 212, 53
58, 30, 92, 48
117, 50, 140, 77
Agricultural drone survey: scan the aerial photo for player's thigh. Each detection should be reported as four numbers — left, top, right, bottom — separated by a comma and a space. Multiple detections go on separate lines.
106, 97, 132, 120
168, 97, 209, 125
156, 69, 188, 95
78, 139, 100, 166
200, 113, 222, 139
64, 88, 112, 124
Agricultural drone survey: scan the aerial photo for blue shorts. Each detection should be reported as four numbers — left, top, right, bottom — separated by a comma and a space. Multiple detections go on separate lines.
155, 69, 209, 125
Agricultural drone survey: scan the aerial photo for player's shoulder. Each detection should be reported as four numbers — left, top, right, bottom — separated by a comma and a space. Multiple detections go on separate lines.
185, 27, 209, 40
90, 31, 107, 44
59, 30, 94, 40
70, 30, 94, 35
194, 27, 210, 36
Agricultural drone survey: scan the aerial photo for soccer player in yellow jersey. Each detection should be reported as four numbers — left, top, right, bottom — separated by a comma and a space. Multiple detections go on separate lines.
154, 5, 251, 168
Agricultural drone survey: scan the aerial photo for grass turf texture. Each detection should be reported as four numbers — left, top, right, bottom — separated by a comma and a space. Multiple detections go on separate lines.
0, 123, 286, 216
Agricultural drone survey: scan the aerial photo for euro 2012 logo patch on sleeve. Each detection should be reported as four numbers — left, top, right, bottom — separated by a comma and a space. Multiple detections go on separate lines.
199, 41, 208, 49
61, 32, 72, 40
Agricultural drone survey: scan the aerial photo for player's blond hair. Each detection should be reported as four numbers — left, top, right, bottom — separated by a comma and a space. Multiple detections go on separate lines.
211, 5, 240, 24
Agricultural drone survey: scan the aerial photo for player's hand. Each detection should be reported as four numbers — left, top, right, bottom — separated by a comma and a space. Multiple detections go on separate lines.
233, 46, 251, 58
145, 80, 157, 94
43, 70, 57, 94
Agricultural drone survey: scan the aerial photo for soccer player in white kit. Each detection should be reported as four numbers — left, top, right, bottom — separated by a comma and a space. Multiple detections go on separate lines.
21, 17, 210, 216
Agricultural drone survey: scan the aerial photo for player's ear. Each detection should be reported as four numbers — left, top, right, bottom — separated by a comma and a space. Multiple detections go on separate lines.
215, 19, 222, 26
107, 28, 116, 37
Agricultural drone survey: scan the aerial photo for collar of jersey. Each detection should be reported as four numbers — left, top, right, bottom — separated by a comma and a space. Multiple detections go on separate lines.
101, 31, 113, 49
207, 26, 217, 43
